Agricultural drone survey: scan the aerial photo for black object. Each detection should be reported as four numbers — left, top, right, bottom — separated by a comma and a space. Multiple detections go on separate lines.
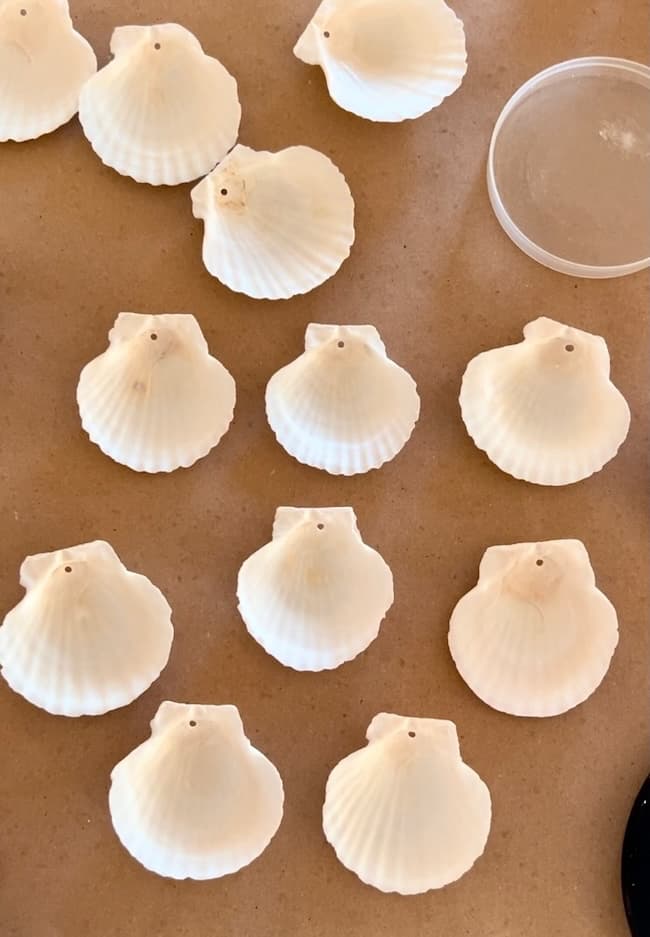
622, 774, 650, 937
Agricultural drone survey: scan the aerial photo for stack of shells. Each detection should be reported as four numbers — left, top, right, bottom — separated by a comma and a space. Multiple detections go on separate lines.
0, 0, 632, 895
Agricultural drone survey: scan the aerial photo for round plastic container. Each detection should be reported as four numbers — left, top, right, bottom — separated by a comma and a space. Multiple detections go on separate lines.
487, 57, 650, 278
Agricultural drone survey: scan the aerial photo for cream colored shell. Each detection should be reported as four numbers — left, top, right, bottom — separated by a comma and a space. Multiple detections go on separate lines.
191, 144, 355, 300
78, 23, 240, 185
237, 507, 394, 670
294, 0, 467, 122
448, 540, 619, 717
459, 317, 631, 485
323, 713, 491, 893
0, 541, 173, 716
109, 702, 284, 880
0, 0, 96, 142
77, 313, 236, 473
265, 324, 420, 474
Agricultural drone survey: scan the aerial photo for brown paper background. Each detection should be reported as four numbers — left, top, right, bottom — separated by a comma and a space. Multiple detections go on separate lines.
1, 2, 649, 935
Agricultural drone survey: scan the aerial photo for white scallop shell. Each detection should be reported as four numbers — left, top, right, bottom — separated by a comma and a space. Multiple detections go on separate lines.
294, 0, 467, 122
78, 23, 240, 185
0, 0, 96, 142
190, 144, 355, 300
448, 540, 619, 718
0, 541, 173, 716
77, 313, 236, 473
266, 324, 419, 474
237, 507, 394, 671
323, 713, 491, 894
109, 701, 284, 880
459, 317, 631, 486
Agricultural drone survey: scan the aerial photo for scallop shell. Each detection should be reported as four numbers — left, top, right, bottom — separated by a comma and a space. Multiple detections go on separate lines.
237, 507, 394, 671
323, 713, 491, 894
459, 317, 631, 485
78, 23, 240, 185
266, 324, 419, 474
294, 0, 467, 122
0, 541, 173, 716
0, 0, 96, 142
448, 540, 619, 717
109, 701, 284, 880
190, 144, 355, 300
77, 312, 236, 473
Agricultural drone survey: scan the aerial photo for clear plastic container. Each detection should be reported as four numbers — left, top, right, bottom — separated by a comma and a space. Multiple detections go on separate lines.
487, 57, 650, 278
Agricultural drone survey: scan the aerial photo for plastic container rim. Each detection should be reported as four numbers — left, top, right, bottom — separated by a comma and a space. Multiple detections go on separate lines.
486, 56, 650, 279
